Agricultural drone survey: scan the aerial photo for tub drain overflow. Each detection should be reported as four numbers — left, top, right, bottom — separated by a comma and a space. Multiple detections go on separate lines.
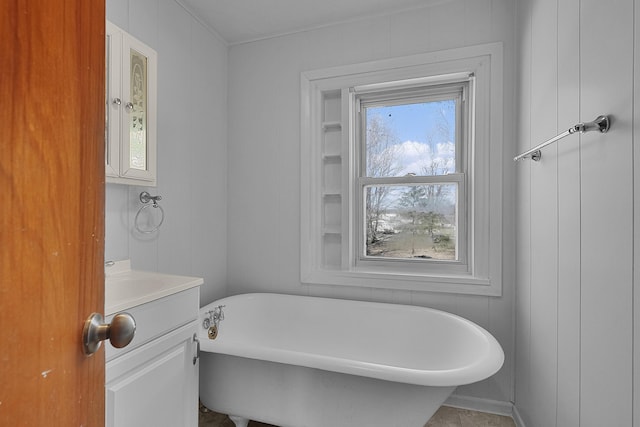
208, 325, 218, 340
203, 305, 225, 340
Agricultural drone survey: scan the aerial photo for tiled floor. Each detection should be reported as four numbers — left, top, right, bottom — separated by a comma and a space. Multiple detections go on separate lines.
425, 406, 516, 427
199, 406, 274, 427
199, 404, 516, 427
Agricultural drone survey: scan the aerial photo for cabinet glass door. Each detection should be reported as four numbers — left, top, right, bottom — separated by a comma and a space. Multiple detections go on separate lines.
128, 48, 148, 171
120, 33, 156, 183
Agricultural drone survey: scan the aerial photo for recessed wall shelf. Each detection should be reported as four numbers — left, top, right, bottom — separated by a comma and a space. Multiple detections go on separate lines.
322, 227, 342, 236
323, 193, 341, 199
322, 154, 342, 162
322, 121, 342, 130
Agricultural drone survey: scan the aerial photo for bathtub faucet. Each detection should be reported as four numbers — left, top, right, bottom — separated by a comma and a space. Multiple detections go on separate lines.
203, 305, 225, 330
213, 305, 225, 327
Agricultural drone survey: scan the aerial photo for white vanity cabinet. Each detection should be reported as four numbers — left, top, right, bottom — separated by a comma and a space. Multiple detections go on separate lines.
104, 263, 202, 427
106, 21, 157, 186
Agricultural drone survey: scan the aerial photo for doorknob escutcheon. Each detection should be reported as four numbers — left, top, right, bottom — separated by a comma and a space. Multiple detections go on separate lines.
82, 312, 136, 356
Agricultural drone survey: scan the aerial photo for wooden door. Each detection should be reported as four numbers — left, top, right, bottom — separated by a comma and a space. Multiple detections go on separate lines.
0, 0, 106, 425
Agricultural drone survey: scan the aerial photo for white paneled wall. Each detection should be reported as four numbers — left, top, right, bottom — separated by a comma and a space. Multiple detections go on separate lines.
105, 0, 228, 305
227, 0, 516, 406
635, 1, 640, 423
580, 1, 634, 424
515, 0, 638, 425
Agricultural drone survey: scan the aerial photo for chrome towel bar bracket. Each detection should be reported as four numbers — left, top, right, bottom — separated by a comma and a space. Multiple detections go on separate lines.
514, 115, 610, 162
134, 191, 165, 234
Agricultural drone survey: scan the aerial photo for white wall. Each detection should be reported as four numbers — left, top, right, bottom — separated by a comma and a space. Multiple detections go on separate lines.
515, 0, 639, 425
105, 0, 228, 305
227, 0, 517, 406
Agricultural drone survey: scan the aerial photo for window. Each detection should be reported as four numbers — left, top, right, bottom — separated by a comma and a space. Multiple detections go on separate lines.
355, 78, 469, 269
301, 43, 503, 295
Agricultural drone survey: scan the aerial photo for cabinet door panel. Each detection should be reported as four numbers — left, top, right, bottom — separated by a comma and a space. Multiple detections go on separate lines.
106, 324, 198, 427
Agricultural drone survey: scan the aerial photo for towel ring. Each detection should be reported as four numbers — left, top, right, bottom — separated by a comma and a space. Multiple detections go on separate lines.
134, 191, 165, 234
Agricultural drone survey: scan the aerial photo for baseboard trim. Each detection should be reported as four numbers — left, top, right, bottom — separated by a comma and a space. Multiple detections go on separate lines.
511, 405, 527, 427
444, 394, 514, 417
442, 395, 527, 427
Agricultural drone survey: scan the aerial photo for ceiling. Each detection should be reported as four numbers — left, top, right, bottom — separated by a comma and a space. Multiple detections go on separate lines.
179, 0, 447, 45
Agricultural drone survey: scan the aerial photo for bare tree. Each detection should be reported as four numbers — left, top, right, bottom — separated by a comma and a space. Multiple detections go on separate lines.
398, 186, 427, 255
365, 114, 400, 245
422, 102, 455, 214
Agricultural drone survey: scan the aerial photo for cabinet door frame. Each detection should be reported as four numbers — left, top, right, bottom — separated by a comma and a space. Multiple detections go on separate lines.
105, 21, 122, 178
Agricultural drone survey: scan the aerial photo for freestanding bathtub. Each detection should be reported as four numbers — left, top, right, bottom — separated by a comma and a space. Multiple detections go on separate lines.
198, 293, 504, 427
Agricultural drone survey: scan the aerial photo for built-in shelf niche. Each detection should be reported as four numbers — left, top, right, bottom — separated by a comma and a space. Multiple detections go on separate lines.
320, 90, 344, 268
322, 122, 342, 158
322, 194, 341, 236
322, 233, 342, 269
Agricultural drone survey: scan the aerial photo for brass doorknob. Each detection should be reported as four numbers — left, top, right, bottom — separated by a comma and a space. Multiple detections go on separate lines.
82, 312, 136, 356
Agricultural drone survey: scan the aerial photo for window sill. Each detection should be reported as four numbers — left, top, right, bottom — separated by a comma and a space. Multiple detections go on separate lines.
301, 268, 501, 296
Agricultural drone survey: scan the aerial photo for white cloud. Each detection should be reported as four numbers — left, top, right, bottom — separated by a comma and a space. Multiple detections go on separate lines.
390, 140, 455, 176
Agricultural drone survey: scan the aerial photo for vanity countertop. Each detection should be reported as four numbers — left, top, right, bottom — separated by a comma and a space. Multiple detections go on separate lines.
105, 260, 203, 315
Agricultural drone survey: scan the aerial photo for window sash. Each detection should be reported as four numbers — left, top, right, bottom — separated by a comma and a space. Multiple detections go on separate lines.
357, 81, 469, 178
356, 173, 467, 270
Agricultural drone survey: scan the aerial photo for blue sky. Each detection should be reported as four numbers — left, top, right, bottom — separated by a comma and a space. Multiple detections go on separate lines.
367, 100, 456, 176
370, 100, 455, 143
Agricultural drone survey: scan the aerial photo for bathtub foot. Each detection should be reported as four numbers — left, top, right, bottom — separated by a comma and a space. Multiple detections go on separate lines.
228, 415, 249, 427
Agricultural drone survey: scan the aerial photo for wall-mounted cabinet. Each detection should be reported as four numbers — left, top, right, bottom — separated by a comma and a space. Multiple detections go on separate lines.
106, 21, 157, 186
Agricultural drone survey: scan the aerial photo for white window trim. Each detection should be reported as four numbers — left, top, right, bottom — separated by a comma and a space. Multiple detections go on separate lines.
300, 43, 503, 296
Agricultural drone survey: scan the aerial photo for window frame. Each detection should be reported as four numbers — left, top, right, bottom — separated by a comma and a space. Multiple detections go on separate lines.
353, 79, 471, 273
300, 43, 503, 296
